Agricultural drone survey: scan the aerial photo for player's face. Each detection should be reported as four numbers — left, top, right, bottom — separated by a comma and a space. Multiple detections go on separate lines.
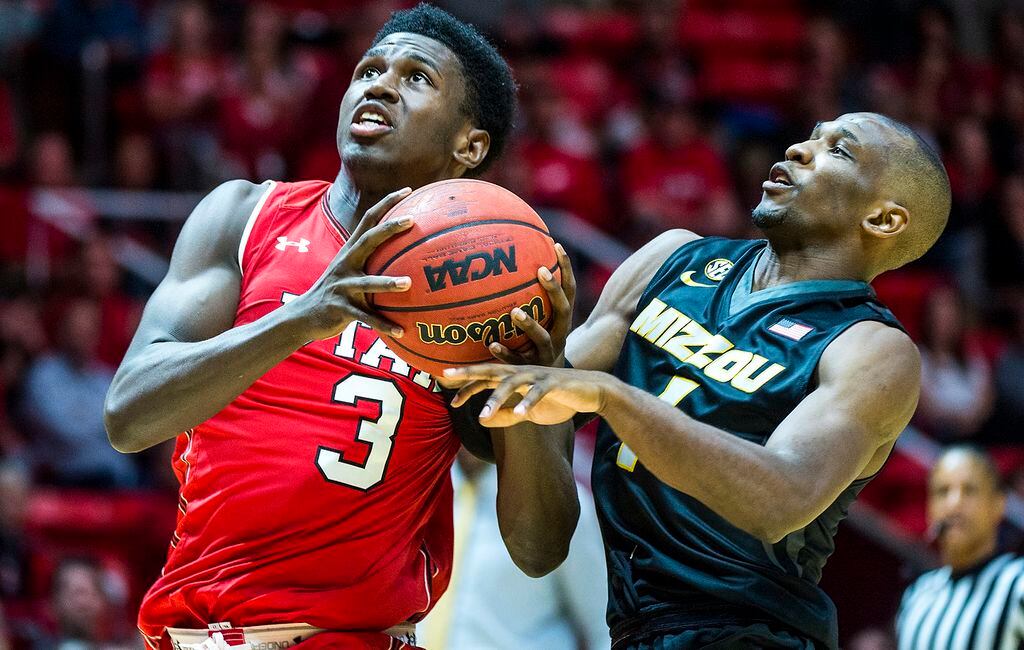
927, 454, 1005, 563
338, 33, 471, 189
752, 114, 890, 234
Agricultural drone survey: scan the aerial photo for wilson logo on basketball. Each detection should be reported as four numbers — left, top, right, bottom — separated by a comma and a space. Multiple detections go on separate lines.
416, 296, 545, 346
422, 246, 518, 291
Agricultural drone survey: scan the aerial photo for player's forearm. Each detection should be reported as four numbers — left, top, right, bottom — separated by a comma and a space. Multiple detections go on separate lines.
105, 306, 312, 452
597, 377, 809, 542
492, 422, 579, 577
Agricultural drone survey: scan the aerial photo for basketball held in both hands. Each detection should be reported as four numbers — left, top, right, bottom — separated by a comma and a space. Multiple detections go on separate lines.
365, 179, 560, 377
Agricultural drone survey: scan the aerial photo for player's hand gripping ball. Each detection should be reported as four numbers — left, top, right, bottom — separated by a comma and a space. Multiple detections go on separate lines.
365, 179, 560, 377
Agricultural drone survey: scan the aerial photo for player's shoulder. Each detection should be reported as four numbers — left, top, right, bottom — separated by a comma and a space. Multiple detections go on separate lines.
614, 229, 702, 283
184, 179, 276, 238
169, 180, 277, 273
641, 228, 704, 261
827, 319, 919, 372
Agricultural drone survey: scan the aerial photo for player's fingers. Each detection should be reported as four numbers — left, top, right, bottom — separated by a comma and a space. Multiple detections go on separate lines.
449, 379, 500, 408
554, 243, 577, 309
477, 406, 528, 428
479, 373, 535, 421
341, 275, 411, 294
514, 380, 556, 415
511, 308, 554, 361
537, 264, 571, 348
443, 363, 515, 382
488, 341, 531, 365
346, 213, 416, 269
347, 308, 405, 339
347, 186, 412, 243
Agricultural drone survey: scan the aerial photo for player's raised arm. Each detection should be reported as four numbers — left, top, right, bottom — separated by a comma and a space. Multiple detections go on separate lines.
448, 320, 920, 543
104, 185, 414, 453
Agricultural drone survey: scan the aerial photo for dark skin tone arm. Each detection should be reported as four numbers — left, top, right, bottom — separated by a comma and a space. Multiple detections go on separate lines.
470, 245, 579, 577
104, 181, 417, 453
447, 230, 921, 544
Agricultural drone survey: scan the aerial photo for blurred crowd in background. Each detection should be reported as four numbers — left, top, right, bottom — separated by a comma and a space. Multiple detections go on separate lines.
0, 0, 1022, 647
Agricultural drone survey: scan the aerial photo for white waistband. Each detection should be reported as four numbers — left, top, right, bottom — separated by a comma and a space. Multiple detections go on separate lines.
166, 622, 416, 649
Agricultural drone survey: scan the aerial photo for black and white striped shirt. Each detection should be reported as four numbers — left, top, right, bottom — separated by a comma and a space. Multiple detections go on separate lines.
897, 553, 1024, 650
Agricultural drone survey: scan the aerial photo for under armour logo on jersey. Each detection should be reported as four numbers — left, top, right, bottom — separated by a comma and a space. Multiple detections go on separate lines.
276, 237, 310, 252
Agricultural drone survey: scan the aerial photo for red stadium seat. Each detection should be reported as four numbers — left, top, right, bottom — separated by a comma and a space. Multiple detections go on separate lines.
858, 451, 930, 536
24, 490, 177, 611
679, 9, 805, 56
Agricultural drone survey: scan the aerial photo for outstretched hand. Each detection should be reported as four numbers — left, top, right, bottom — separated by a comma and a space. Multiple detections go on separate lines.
444, 364, 607, 427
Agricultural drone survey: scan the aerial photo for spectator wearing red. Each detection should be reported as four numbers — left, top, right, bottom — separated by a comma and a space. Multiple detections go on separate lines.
75, 236, 142, 370
144, 0, 226, 188
219, 2, 317, 180
509, 74, 611, 232
620, 101, 734, 242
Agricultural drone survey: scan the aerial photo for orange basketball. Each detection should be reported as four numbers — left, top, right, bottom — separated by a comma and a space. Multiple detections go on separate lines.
365, 179, 559, 377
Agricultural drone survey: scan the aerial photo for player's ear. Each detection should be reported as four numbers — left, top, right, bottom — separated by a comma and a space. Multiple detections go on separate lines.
453, 127, 490, 172
862, 201, 909, 239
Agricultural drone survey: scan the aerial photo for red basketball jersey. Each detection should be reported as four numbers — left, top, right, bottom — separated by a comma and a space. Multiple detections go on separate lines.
138, 181, 460, 648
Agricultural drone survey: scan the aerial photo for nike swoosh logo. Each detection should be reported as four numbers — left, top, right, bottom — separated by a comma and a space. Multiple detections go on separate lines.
680, 271, 715, 288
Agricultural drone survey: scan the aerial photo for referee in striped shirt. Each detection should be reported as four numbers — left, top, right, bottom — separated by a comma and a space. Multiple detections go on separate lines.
897, 446, 1024, 649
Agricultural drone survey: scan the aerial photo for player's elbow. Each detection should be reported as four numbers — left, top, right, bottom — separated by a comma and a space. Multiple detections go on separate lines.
508, 543, 570, 578
740, 508, 806, 544
104, 391, 144, 454
502, 526, 574, 578
756, 525, 790, 545
720, 501, 800, 544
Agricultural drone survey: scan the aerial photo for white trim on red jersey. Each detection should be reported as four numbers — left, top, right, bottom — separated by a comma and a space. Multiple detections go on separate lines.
238, 181, 277, 273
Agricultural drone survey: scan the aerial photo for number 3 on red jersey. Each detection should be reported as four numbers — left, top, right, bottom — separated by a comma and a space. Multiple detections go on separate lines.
315, 374, 404, 490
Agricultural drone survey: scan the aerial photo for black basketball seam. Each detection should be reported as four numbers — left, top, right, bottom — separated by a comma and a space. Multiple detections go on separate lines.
374, 219, 552, 274
375, 261, 559, 312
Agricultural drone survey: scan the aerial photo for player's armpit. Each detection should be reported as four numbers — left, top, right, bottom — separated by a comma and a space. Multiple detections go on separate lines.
566, 229, 700, 372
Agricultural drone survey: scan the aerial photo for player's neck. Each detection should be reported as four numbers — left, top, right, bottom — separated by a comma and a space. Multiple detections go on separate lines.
752, 242, 865, 292
327, 168, 388, 234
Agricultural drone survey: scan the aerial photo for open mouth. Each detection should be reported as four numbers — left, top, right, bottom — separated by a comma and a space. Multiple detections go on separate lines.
762, 163, 795, 192
350, 105, 395, 138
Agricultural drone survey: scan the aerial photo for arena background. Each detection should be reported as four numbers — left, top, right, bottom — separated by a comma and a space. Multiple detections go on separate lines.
0, 0, 1022, 647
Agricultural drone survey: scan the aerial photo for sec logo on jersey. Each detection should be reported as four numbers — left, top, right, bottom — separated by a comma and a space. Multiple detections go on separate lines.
704, 258, 733, 281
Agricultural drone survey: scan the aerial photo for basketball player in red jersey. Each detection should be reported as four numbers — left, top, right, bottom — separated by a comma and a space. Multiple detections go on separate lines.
103, 6, 579, 649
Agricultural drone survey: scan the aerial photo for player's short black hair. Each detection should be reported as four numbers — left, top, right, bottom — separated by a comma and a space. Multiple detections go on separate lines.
870, 113, 951, 269
373, 3, 516, 176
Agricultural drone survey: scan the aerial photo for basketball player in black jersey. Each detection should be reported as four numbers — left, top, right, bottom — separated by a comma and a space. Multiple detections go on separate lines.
447, 112, 952, 649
